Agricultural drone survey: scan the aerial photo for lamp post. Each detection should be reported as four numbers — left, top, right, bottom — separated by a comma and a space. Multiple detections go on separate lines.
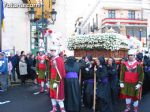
28, 8, 35, 22
28, 8, 36, 54
41, 0, 45, 51
50, 9, 57, 24
28, 0, 57, 53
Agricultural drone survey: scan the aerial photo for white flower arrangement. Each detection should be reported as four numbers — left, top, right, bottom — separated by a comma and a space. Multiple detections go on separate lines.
67, 33, 128, 51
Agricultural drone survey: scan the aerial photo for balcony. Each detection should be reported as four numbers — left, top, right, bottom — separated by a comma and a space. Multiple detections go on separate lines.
101, 18, 148, 27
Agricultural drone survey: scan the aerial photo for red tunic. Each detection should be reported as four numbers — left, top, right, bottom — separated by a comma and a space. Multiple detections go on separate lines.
124, 61, 139, 83
37, 55, 47, 71
50, 56, 66, 100
36, 55, 48, 83
119, 60, 144, 100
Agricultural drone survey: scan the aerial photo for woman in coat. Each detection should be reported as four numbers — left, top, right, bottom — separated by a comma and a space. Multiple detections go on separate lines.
96, 56, 113, 112
107, 57, 119, 105
19, 56, 27, 85
82, 54, 94, 109
28, 54, 37, 82
64, 56, 81, 112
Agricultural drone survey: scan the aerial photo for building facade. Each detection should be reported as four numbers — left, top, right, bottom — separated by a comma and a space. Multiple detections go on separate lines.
76, 0, 150, 46
2, 0, 30, 53
142, 0, 150, 47
1, 0, 70, 54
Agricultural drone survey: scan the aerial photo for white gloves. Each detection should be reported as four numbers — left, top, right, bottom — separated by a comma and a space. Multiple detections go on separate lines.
120, 83, 125, 88
85, 68, 89, 71
53, 83, 58, 89
135, 84, 141, 90
46, 82, 50, 88
120, 82, 141, 90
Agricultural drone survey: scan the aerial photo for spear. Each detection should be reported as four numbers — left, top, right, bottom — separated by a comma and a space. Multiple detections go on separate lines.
79, 69, 81, 85
93, 67, 97, 111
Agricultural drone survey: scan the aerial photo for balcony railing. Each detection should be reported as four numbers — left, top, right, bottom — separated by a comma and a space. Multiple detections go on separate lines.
101, 18, 148, 26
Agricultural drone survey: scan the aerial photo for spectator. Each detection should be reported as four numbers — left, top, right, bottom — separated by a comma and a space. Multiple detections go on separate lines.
19, 56, 27, 85
9, 52, 18, 82
26, 53, 30, 80
28, 54, 37, 83
15, 51, 20, 79
21, 51, 25, 57
8, 59, 12, 86
0, 52, 8, 92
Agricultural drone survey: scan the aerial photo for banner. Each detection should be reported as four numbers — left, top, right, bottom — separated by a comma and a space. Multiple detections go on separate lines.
1, 0, 4, 29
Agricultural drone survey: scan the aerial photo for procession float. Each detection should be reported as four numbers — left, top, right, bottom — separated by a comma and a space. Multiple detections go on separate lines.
67, 33, 142, 61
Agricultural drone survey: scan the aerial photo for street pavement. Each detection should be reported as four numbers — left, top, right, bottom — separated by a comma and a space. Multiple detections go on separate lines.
0, 83, 150, 112
0, 84, 51, 112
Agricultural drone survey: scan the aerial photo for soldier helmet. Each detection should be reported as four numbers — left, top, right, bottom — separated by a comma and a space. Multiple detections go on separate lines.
128, 49, 137, 55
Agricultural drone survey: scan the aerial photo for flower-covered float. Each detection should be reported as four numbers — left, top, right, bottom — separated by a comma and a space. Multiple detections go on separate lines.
67, 33, 142, 59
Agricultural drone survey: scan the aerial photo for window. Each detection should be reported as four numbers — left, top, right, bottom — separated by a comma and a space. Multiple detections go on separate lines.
108, 10, 115, 18
128, 10, 135, 19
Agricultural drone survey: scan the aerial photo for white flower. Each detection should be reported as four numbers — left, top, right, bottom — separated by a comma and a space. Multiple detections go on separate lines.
67, 33, 128, 51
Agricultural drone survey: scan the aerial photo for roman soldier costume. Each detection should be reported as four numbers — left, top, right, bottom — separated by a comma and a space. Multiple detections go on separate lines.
120, 49, 144, 112
36, 49, 49, 92
49, 46, 66, 112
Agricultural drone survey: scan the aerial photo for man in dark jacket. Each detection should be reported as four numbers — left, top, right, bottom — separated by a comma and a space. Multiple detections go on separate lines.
0, 52, 8, 92
9, 52, 20, 82
15, 51, 20, 79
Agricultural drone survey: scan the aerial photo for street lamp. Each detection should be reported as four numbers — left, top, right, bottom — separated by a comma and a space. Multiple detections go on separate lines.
52, 0, 56, 5
47, 9, 57, 25
28, 8, 35, 22
28, 0, 57, 53
51, 9, 57, 23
